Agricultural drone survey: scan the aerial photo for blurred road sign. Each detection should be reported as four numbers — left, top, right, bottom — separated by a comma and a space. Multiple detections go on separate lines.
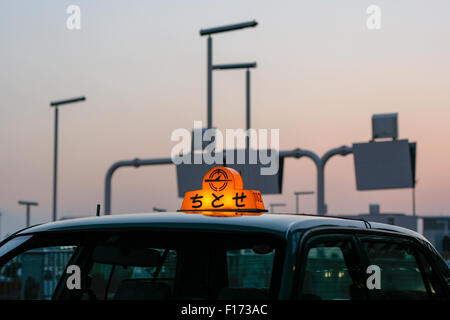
353, 140, 416, 190
176, 150, 283, 197
176, 162, 215, 197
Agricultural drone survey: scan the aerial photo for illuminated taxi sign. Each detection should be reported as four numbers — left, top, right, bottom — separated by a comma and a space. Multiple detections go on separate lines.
179, 166, 267, 216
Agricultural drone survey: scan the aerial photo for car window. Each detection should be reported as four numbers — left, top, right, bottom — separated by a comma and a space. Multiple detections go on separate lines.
298, 238, 364, 300
61, 231, 284, 300
415, 250, 448, 299
227, 248, 274, 289
0, 245, 77, 300
85, 248, 177, 300
361, 239, 430, 300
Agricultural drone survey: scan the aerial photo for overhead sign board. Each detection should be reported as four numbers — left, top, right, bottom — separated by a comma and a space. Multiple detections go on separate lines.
353, 140, 416, 190
176, 149, 283, 197
372, 113, 398, 140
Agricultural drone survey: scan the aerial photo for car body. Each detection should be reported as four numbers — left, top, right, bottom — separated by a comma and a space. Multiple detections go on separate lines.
0, 212, 448, 300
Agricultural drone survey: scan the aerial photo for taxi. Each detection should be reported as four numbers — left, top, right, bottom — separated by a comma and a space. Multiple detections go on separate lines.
0, 167, 448, 300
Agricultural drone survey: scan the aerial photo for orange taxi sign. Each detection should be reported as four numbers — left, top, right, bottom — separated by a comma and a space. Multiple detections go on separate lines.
179, 166, 267, 216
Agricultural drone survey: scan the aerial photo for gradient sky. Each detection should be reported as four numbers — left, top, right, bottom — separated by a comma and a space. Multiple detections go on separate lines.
1, 0, 450, 238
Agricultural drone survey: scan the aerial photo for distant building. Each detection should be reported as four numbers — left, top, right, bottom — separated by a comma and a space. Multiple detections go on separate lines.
337, 204, 417, 231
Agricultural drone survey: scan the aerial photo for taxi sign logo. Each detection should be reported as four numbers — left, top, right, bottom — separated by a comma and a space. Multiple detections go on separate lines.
179, 166, 267, 216
205, 168, 230, 192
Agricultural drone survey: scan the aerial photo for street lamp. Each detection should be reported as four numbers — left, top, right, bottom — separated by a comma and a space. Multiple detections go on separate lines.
294, 191, 314, 214
18, 201, 38, 227
199, 20, 258, 129
50, 96, 86, 222
269, 203, 286, 214
199, 21, 258, 36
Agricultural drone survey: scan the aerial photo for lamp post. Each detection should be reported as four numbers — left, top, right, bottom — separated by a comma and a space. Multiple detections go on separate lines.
317, 146, 353, 215
50, 96, 86, 222
18, 201, 38, 227
279, 146, 353, 216
104, 157, 172, 215
200, 20, 258, 129
294, 191, 314, 214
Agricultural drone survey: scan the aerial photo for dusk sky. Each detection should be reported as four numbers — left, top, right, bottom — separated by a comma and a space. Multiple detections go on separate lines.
1, 0, 450, 238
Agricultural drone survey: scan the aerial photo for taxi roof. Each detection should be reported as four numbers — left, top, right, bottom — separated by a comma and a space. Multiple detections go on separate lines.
17, 212, 426, 241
